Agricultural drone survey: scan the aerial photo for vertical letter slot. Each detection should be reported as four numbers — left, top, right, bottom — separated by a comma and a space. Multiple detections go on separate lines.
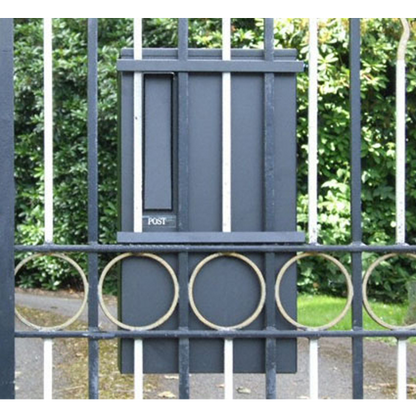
144, 74, 173, 211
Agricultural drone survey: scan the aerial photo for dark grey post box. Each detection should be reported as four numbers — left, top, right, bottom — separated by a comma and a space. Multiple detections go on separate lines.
117, 47, 304, 374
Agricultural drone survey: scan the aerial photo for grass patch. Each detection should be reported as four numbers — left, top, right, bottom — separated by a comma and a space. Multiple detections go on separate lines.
297, 294, 412, 331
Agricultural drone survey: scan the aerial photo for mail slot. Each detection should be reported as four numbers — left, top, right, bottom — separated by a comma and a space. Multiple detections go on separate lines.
117, 47, 304, 374
144, 74, 173, 211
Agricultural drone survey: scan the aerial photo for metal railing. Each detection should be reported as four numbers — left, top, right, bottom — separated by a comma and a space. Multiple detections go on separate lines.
0, 17, 414, 400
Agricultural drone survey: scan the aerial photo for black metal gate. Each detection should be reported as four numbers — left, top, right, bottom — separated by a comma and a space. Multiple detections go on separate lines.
0, 18, 415, 400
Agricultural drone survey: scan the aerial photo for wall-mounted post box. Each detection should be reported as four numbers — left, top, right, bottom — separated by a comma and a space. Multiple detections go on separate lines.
117, 46, 304, 374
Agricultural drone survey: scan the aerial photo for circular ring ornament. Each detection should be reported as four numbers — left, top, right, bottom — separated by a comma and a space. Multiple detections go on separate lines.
275, 252, 353, 331
363, 253, 416, 330
15, 253, 89, 331
188, 252, 266, 330
98, 252, 179, 331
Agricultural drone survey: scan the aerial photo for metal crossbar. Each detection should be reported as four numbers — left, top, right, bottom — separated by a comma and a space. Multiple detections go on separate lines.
0, 17, 414, 400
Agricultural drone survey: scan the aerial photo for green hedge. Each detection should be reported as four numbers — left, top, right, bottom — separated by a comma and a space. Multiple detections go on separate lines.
13, 18, 416, 302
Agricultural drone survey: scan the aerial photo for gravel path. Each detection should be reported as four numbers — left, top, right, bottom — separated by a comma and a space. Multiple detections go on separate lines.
14, 290, 416, 400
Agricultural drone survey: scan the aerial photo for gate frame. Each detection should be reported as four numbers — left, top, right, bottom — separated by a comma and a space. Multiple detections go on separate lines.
2, 18, 415, 400
0, 17, 15, 400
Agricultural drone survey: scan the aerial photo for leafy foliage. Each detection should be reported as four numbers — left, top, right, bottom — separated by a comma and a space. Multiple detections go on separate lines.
13, 18, 416, 302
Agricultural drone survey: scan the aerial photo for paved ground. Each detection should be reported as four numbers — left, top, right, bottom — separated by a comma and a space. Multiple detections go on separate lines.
16, 322, 66, 402
14, 290, 416, 400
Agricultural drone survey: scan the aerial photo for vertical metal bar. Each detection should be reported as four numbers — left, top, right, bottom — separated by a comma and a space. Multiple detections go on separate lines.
265, 253, 277, 399
178, 253, 190, 399
43, 338, 53, 399
222, 17, 233, 400
178, 18, 190, 233
395, 18, 410, 245
177, 20, 190, 233
178, 18, 189, 62
178, 338, 190, 398
307, 18, 320, 400
44, 18, 54, 244
351, 254, 364, 400
43, 18, 54, 400
133, 18, 143, 233
178, 18, 190, 400
395, 18, 410, 400
133, 18, 144, 400
349, 18, 364, 400
397, 338, 407, 399
264, 17, 277, 400
224, 338, 233, 400
308, 18, 318, 245
222, 17, 232, 233
264, 18, 276, 231
264, 18, 274, 63
350, 19, 363, 246
134, 338, 143, 400
87, 16, 99, 304
309, 338, 319, 399
87, 17, 100, 400
0, 17, 15, 400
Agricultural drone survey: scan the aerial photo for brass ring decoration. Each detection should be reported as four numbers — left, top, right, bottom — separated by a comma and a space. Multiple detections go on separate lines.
15, 253, 89, 331
363, 253, 416, 330
188, 252, 266, 330
98, 253, 179, 331
275, 252, 353, 331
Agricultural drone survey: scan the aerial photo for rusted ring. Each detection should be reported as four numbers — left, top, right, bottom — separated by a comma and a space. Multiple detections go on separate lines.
363, 253, 416, 330
15, 253, 89, 331
275, 252, 353, 331
188, 252, 266, 330
98, 253, 179, 331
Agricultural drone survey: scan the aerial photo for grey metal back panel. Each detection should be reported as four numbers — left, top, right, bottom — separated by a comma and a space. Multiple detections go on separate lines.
118, 48, 302, 373
231, 74, 264, 231
188, 74, 222, 232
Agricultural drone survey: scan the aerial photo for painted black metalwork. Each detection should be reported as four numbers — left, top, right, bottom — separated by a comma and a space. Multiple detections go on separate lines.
0, 18, 15, 400
13, 329, 416, 340
177, 17, 190, 399
87, 18, 100, 400
117, 58, 304, 73
349, 18, 364, 400
117, 231, 305, 244
264, 18, 278, 399
15, 243, 416, 253
4, 18, 415, 400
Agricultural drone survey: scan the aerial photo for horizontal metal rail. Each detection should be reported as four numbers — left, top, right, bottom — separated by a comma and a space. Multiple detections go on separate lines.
14, 243, 416, 253
14, 329, 416, 339
117, 231, 306, 244
117, 59, 304, 73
